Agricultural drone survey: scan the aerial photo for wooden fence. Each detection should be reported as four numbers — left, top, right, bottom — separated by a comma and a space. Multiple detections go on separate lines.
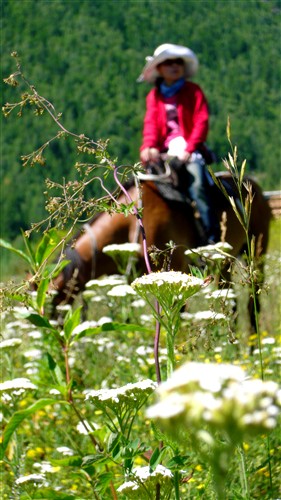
264, 191, 281, 219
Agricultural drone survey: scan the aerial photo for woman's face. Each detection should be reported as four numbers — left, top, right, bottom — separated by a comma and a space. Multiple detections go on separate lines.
157, 58, 185, 85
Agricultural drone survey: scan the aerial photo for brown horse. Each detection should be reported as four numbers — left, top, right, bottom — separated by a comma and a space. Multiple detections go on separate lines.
51, 172, 271, 331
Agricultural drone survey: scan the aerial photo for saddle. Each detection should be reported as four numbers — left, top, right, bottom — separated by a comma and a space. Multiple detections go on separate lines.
145, 158, 195, 204
142, 159, 240, 244
145, 159, 239, 207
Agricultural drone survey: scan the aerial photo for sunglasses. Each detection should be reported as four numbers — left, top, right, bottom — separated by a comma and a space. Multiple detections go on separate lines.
161, 58, 184, 66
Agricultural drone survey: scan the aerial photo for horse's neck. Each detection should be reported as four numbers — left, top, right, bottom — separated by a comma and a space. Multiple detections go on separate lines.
74, 186, 138, 262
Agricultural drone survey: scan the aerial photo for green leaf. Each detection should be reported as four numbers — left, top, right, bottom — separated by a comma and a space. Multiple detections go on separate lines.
72, 322, 152, 343
36, 278, 50, 311
46, 353, 66, 387
0, 238, 32, 265
47, 259, 71, 278
64, 306, 82, 341
35, 229, 61, 266
166, 454, 191, 469
81, 454, 109, 467
107, 432, 120, 453
0, 399, 69, 459
95, 472, 115, 494
19, 312, 57, 331
5, 292, 34, 306
149, 446, 168, 470
22, 229, 36, 267
50, 456, 83, 467
149, 446, 160, 469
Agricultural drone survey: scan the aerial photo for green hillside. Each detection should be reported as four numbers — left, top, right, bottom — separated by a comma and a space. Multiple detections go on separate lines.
1, 0, 281, 241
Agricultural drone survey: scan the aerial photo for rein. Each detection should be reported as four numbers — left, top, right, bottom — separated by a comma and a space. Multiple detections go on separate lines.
136, 161, 172, 182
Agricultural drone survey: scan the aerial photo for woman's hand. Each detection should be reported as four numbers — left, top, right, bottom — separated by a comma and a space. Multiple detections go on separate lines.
140, 147, 160, 164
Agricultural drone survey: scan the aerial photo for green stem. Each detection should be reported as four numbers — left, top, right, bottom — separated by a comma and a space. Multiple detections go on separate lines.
166, 330, 175, 379
174, 470, 181, 500
237, 445, 250, 500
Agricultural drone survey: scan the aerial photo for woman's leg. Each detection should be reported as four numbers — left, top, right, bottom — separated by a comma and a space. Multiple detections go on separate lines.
186, 157, 220, 242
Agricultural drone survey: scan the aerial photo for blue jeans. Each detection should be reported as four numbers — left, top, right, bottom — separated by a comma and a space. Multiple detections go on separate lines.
186, 154, 219, 242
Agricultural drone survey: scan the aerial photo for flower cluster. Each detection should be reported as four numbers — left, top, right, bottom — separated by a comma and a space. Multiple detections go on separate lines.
86, 275, 126, 289
185, 242, 233, 261
147, 362, 281, 443
131, 272, 204, 315
85, 379, 157, 407
107, 284, 136, 297
0, 378, 37, 392
117, 464, 173, 499
85, 380, 157, 436
102, 243, 141, 274
0, 338, 22, 349
15, 473, 45, 485
103, 243, 141, 256
181, 310, 227, 322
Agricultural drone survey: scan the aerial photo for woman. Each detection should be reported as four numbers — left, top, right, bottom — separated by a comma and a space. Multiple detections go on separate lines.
138, 43, 219, 243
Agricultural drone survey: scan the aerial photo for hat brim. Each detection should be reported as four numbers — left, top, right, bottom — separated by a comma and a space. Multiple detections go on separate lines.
138, 46, 198, 83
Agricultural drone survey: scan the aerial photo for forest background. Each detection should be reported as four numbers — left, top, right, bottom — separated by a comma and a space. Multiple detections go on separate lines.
1, 0, 281, 249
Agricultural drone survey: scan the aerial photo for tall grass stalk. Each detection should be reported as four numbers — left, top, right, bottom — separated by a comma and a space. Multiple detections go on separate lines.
237, 446, 250, 500
210, 118, 272, 494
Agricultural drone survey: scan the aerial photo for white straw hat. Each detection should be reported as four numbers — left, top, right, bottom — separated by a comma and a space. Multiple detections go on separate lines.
137, 43, 199, 83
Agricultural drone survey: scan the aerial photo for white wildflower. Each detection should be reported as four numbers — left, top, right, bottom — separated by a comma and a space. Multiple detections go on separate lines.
23, 349, 42, 360
185, 242, 233, 257
0, 378, 37, 392
140, 314, 154, 324
76, 420, 99, 435
49, 388, 60, 395
86, 275, 126, 289
26, 367, 39, 376
15, 474, 45, 485
157, 362, 245, 395
147, 362, 281, 441
72, 320, 97, 335
132, 272, 204, 313
131, 299, 146, 308
117, 481, 139, 493
103, 243, 141, 254
28, 330, 42, 339
191, 311, 227, 322
147, 392, 187, 419
97, 316, 113, 325
117, 465, 173, 496
56, 304, 72, 312
107, 284, 136, 297
134, 464, 173, 480
0, 338, 22, 349
85, 379, 157, 407
56, 446, 74, 456
206, 288, 236, 300
33, 461, 54, 473
261, 337, 275, 345
136, 346, 154, 356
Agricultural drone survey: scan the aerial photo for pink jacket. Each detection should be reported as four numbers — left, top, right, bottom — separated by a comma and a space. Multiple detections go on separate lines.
140, 81, 209, 154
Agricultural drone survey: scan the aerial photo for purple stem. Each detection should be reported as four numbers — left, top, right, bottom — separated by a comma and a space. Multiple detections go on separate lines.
113, 166, 161, 383
154, 303, 162, 384
113, 167, 152, 274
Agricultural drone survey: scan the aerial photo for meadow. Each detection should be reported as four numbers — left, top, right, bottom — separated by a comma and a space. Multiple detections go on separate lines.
1, 56, 280, 499
0, 218, 280, 500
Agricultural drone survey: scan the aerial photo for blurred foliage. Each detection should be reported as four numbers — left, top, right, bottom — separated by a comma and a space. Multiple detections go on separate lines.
1, 0, 281, 242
